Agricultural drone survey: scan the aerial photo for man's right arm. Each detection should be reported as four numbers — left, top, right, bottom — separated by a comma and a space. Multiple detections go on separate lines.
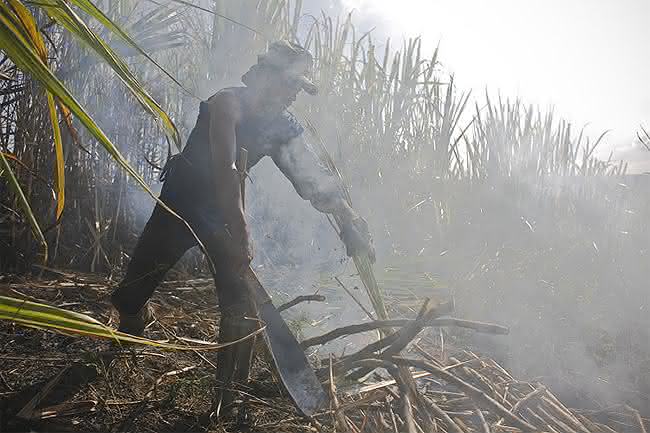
271, 134, 375, 262
206, 92, 251, 267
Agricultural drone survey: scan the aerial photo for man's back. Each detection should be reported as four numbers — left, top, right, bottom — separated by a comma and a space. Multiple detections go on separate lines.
181, 87, 304, 179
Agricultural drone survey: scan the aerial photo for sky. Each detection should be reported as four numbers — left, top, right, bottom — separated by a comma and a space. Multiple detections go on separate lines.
332, 0, 650, 172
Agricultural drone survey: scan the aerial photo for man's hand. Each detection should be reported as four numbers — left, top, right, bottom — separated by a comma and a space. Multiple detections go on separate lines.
339, 214, 376, 263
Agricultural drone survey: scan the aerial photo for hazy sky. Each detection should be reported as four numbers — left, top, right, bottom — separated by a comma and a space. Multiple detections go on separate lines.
337, 0, 650, 172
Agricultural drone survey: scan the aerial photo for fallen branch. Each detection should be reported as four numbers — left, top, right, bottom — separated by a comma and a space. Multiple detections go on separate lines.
320, 330, 401, 380
420, 394, 465, 433
319, 301, 454, 380
346, 300, 452, 381
277, 294, 326, 312
301, 316, 506, 348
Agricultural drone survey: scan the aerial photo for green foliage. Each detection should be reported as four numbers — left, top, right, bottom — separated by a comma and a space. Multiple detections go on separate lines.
0, 295, 229, 348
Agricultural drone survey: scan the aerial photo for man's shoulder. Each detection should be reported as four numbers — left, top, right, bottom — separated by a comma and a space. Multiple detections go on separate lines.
203, 87, 245, 114
206, 86, 245, 98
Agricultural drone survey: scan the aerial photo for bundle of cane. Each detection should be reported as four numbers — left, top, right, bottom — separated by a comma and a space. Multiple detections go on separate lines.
299, 112, 390, 322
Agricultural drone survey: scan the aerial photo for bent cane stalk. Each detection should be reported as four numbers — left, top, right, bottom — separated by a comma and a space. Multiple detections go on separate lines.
0, 0, 213, 344
0, 295, 265, 350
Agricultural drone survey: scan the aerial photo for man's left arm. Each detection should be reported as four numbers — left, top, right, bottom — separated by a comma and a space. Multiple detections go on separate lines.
270, 133, 376, 262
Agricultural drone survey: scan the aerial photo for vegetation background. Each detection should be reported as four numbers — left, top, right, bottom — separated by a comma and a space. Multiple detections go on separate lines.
1, 0, 648, 413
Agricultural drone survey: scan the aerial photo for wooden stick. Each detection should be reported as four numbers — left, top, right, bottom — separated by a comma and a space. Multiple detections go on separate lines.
346, 299, 454, 381
237, 147, 249, 209
475, 405, 491, 433
329, 354, 349, 432
335, 276, 376, 321
420, 394, 465, 433
625, 405, 647, 433
526, 407, 551, 431
277, 294, 326, 312
541, 396, 590, 433
575, 414, 605, 433
536, 405, 578, 433
389, 357, 537, 432
301, 314, 500, 348
36, 400, 97, 419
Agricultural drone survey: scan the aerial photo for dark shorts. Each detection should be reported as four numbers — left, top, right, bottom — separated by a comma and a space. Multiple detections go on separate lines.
159, 154, 224, 234
111, 155, 246, 314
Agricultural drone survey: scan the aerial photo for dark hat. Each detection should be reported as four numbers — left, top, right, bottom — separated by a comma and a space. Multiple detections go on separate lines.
257, 40, 318, 95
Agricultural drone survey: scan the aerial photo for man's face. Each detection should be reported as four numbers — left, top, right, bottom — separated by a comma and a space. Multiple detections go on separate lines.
261, 70, 303, 111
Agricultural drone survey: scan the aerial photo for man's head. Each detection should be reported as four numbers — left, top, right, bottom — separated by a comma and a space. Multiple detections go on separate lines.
242, 41, 317, 111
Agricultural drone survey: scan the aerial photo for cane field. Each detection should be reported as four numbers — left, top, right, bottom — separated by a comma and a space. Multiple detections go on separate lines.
0, 1, 649, 432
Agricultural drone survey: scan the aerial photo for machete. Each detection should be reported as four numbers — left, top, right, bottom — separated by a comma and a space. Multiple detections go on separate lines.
243, 266, 329, 416
236, 147, 327, 415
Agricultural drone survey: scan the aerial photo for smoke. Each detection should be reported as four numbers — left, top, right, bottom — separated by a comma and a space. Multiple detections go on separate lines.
76, 0, 650, 413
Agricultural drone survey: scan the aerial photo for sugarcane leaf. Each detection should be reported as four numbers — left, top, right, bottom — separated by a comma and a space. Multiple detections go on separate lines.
0, 5, 184, 225
6, 0, 46, 58
1, 7, 138, 195
1, 1, 217, 297
47, 93, 65, 220
36, 0, 181, 149
0, 151, 48, 262
0, 295, 264, 350
8, 1, 65, 220
67, 0, 194, 99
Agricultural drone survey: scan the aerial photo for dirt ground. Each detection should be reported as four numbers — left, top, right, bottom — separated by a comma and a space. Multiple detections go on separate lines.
0, 270, 307, 432
1, 270, 647, 432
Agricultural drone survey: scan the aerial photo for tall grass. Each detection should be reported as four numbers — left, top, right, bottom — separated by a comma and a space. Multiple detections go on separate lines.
0, 0, 627, 289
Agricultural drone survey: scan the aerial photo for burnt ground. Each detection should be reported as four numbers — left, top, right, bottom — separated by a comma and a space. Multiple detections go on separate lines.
0, 269, 648, 433
0, 270, 303, 433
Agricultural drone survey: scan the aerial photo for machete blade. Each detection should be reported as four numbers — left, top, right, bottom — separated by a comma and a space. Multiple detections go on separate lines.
243, 267, 329, 416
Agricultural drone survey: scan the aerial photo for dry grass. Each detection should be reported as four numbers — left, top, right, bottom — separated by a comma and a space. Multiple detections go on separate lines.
1, 271, 646, 433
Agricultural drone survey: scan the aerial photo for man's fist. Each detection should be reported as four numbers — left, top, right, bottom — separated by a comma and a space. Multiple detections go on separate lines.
339, 215, 376, 263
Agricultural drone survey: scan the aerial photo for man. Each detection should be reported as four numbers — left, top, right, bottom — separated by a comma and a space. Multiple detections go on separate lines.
110, 40, 374, 414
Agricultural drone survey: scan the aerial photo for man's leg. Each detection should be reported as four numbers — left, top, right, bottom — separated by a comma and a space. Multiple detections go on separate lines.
111, 204, 196, 335
206, 246, 257, 417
